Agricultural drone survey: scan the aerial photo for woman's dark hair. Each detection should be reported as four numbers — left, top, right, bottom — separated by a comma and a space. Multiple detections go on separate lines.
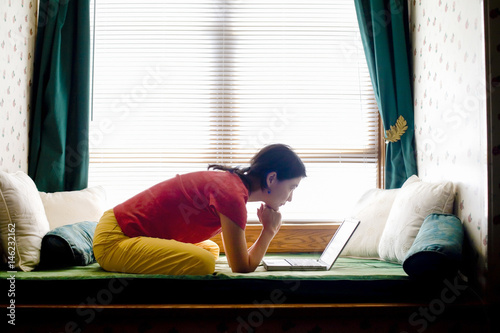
208, 144, 306, 191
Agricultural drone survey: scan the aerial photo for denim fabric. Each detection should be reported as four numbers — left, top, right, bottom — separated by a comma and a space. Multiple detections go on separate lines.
402, 214, 464, 280
40, 221, 97, 268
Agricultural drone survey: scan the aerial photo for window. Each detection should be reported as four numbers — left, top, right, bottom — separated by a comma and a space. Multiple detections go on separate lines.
89, 0, 380, 222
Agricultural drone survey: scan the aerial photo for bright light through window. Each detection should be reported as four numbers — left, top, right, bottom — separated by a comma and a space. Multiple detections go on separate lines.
89, 0, 380, 222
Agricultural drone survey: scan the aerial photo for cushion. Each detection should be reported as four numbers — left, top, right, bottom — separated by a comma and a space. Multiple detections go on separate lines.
0, 171, 50, 271
341, 188, 399, 258
403, 214, 464, 280
378, 175, 455, 263
39, 221, 97, 268
39, 186, 106, 229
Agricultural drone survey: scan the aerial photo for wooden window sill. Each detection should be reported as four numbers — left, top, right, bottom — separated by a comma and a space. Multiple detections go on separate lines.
210, 223, 340, 253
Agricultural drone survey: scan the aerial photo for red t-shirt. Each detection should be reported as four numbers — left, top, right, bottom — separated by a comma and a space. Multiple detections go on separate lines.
113, 171, 249, 243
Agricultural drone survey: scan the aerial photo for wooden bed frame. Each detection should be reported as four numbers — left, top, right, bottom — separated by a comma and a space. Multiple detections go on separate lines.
12, 301, 492, 332
3, 224, 495, 332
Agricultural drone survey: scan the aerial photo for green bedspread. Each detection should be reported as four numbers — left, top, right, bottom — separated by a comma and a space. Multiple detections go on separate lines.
0, 255, 407, 281
1, 255, 432, 304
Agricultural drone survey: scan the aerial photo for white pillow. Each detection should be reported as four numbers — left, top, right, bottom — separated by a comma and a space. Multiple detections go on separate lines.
378, 175, 455, 263
0, 171, 50, 271
341, 188, 399, 258
39, 186, 107, 230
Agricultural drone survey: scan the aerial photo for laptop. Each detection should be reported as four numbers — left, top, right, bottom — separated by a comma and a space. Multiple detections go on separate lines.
262, 219, 360, 271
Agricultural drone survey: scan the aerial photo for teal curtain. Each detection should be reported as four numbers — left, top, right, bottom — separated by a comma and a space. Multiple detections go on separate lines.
29, 0, 91, 192
354, 0, 417, 189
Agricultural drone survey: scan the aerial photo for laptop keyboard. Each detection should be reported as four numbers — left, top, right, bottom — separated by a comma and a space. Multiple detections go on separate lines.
286, 259, 324, 266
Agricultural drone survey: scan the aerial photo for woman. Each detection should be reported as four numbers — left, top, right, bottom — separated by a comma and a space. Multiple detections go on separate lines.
93, 144, 306, 275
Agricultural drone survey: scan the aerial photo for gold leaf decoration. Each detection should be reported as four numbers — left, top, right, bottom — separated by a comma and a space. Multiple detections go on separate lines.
385, 115, 408, 143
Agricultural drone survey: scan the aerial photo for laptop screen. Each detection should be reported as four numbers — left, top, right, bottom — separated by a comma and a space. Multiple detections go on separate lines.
319, 219, 359, 268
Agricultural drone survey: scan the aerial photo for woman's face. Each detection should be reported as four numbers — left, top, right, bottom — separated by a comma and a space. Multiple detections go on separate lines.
265, 173, 302, 211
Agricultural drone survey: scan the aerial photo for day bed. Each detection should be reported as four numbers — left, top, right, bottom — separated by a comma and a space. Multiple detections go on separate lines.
0, 171, 491, 332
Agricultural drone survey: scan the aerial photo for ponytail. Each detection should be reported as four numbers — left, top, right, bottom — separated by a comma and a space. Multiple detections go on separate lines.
208, 144, 306, 192
207, 164, 252, 190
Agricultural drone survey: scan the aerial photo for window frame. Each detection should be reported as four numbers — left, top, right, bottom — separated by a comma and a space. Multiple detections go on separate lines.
89, 0, 384, 236
211, 223, 340, 253
214, 120, 384, 252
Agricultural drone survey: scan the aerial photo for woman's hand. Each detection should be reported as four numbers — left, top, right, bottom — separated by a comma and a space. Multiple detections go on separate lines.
220, 211, 279, 273
257, 204, 282, 235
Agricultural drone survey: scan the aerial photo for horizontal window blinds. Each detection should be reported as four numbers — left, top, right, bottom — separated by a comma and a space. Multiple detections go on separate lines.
89, 0, 379, 222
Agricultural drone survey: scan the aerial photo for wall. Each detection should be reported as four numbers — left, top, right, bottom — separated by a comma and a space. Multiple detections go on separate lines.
410, 0, 489, 288
0, 0, 37, 173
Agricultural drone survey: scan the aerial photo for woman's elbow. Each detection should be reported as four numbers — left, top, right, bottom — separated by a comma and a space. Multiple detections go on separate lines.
230, 265, 254, 273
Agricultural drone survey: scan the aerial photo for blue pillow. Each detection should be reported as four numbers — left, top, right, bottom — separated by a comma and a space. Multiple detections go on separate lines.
39, 221, 97, 268
402, 214, 464, 280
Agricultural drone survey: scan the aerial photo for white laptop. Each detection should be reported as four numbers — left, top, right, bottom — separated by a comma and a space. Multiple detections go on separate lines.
262, 219, 360, 271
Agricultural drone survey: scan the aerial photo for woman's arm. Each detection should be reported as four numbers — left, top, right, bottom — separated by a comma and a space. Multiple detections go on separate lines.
219, 205, 281, 273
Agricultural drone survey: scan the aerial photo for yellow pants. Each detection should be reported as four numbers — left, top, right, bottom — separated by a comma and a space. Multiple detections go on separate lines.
93, 209, 220, 275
